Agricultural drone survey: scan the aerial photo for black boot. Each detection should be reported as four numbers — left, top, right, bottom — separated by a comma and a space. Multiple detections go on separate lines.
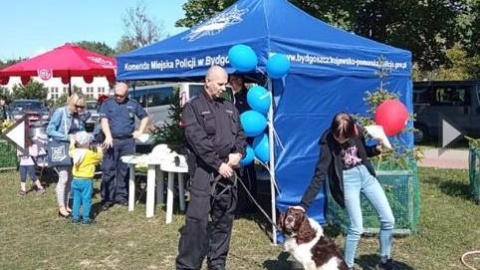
378, 256, 394, 270
208, 265, 226, 270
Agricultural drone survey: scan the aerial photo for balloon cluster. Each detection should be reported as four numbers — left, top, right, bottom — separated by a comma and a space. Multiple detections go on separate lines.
227, 44, 291, 78
239, 86, 271, 165
228, 44, 292, 166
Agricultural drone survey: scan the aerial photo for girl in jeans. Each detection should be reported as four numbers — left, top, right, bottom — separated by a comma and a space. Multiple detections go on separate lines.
17, 133, 46, 196
298, 112, 395, 270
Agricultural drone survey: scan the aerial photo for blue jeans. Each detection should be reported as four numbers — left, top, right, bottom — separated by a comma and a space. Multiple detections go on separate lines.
19, 165, 36, 182
71, 178, 94, 222
343, 165, 395, 267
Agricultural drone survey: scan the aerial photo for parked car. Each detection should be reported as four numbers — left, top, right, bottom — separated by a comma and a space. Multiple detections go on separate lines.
129, 82, 232, 129
9, 99, 50, 126
413, 80, 480, 143
85, 100, 99, 123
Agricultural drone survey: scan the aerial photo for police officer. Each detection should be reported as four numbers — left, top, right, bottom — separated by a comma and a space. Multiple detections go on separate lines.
176, 66, 246, 270
229, 74, 258, 214
99, 82, 149, 210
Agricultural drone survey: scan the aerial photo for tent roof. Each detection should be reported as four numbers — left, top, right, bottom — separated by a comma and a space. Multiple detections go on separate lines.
0, 43, 116, 85
117, 0, 411, 80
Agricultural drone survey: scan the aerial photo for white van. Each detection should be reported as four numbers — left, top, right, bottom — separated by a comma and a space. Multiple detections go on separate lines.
130, 82, 232, 129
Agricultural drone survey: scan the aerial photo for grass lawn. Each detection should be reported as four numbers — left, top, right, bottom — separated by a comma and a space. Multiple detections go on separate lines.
0, 167, 479, 270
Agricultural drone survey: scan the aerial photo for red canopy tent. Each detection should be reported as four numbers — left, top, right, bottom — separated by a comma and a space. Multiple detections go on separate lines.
0, 43, 117, 95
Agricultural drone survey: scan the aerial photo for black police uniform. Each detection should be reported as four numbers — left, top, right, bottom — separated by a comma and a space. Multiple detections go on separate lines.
233, 87, 258, 214
99, 97, 147, 207
176, 90, 246, 270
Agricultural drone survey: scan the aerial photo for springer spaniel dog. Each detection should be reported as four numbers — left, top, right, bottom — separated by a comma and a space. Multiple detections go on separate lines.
278, 206, 349, 270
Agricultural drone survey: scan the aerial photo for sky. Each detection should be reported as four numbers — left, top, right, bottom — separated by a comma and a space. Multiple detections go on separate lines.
0, 0, 188, 61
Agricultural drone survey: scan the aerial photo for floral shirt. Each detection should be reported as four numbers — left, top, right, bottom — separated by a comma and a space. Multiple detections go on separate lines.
340, 144, 362, 169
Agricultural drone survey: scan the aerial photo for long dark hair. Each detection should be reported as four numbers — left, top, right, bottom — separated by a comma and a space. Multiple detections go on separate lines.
330, 112, 357, 139
22, 124, 34, 156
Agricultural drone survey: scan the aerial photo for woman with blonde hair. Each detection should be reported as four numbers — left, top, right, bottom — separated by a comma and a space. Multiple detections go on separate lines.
47, 92, 90, 218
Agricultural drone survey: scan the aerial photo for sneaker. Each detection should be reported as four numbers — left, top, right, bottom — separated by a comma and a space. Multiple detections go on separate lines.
82, 219, 96, 225
71, 218, 81, 224
36, 188, 46, 195
378, 256, 394, 270
18, 190, 26, 197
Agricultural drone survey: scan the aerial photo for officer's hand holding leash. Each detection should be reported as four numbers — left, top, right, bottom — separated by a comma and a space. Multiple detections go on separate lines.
218, 162, 233, 178
226, 153, 242, 168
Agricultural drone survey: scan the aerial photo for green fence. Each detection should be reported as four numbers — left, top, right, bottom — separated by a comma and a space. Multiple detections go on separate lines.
468, 144, 480, 204
0, 140, 17, 170
327, 167, 420, 236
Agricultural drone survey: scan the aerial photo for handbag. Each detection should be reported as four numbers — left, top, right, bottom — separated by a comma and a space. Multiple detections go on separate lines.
47, 139, 72, 167
47, 108, 72, 167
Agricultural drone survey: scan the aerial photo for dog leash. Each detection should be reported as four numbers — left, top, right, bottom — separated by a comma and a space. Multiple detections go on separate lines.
212, 171, 280, 231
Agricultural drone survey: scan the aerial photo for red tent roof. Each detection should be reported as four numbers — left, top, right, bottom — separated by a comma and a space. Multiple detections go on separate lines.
0, 43, 116, 85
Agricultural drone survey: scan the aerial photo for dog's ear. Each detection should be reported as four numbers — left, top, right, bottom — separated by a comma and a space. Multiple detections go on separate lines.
278, 211, 285, 231
296, 214, 316, 244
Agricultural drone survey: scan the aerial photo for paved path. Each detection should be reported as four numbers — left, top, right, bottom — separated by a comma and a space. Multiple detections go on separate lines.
418, 148, 469, 169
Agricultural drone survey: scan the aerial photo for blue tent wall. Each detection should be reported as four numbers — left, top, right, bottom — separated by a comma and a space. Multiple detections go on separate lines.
274, 74, 413, 223
116, 0, 413, 228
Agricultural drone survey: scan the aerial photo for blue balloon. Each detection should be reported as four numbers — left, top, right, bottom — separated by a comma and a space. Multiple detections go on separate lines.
247, 85, 271, 115
266, 53, 291, 79
253, 133, 270, 163
228, 44, 258, 72
240, 145, 255, 166
240, 110, 267, 137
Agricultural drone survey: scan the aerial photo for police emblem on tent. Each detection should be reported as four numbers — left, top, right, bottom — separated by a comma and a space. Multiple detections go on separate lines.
184, 5, 248, 41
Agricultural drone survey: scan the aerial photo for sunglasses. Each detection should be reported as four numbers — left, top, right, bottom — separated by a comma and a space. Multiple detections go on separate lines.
75, 105, 85, 109
115, 93, 127, 99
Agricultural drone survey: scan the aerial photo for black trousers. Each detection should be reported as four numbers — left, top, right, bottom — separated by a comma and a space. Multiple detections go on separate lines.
100, 138, 135, 204
176, 166, 238, 270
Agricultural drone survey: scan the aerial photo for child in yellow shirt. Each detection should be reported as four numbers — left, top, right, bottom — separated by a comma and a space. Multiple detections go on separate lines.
69, 131, 103, 224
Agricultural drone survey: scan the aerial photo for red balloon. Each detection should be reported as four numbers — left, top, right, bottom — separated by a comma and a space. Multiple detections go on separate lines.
374, 99, 409, 136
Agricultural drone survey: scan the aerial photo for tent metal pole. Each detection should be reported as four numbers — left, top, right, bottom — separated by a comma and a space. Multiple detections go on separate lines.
267, 78, 277, 245
68, 70, 72, 96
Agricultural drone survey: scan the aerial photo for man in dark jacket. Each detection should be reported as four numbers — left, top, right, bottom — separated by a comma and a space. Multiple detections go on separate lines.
229, 74, 258, 214
176, 66, 246, 270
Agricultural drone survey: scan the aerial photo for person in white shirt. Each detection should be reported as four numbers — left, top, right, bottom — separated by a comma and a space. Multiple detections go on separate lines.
17, 132, 46, 196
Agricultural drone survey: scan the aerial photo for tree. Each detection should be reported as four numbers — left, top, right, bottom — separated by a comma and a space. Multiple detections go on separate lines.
461, 0, 480, 56
0, 87, 13, 104
175, 0, 234, 28
11, 80, 48, 100
292, 0, 466, 71
151, 87, 185, 153
75, 41, 116, 57
413, 43, 480, 81
116, 1, 166, 53
0, 57, 24, 70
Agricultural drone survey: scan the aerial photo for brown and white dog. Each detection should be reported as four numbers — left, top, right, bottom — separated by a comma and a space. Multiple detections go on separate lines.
278, 206, 349, 270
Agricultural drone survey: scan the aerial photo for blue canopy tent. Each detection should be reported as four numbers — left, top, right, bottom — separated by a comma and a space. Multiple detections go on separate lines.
117, 0, 412, 243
